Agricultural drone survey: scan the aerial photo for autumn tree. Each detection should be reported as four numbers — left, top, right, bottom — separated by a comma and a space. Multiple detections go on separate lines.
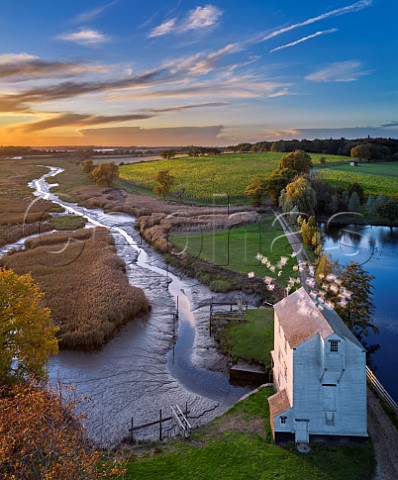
0, 267, 58, 385
350, 143, 373, 162
244, 177, 267, 206
284, 176, 317, 215
83, 159, 94, 173
0, 382, 124, 479
153, 169, 175, 198
278, 150, 313, 174
299, 215, 322, 255
263, 168, 296, 205
90, 162, 119, 187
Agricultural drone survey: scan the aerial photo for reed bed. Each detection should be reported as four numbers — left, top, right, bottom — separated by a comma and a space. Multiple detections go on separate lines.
1, 227, 150, 350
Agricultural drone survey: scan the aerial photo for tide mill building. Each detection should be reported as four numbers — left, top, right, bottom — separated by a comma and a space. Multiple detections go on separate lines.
268, 287, 368, 444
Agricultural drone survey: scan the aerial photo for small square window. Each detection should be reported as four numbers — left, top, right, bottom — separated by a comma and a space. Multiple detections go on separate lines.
330, 340, 339, 352
280, 416, 287, 424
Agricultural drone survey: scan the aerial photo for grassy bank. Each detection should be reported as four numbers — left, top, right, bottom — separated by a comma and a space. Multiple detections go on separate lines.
316, 161, 398, 198
170, 215, 296, 287
215, 308, 274, 366
1, 227, 150, 350
120, 152, 350, 202
49, 215, 87, 230
0, 158, 54, 246
124, 386, 375, 480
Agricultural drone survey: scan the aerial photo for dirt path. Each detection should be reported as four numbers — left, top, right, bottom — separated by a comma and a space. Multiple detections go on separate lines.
367, 388, 398, 480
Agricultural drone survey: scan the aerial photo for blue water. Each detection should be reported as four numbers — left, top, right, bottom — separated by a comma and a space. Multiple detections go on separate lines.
322, 224, 398, 402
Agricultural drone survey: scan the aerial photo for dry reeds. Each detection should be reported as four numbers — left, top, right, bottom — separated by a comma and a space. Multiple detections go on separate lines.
1, 227, 150, 350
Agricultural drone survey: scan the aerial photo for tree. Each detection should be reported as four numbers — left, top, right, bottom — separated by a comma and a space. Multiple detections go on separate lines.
285, 176, 317, 215
333, 262, 378, 339
316, 253, 338, 284
263, 168, 296, 204
348, 191, 361, 213
244, 177, 266, 206
375, 193, 386, 210
377, 199, 398, 225
347, 182, 365, 203
300, 216, 322, 255
160, 149, 176, 160
89, 162, 119, 187
278, 150, 313, 174
153, 170, 175, 198
366, 195, 376, 216
0, 267, 58, 385
319, 156, 327, 165
82, 159, 94, 174
0, 382, 123, 479
350, 143, 373, 162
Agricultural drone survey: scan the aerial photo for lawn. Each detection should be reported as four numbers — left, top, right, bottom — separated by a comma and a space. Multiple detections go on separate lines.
119, 152, 350, 202
170, 215, 296, 286
316, 161, 398, 198
217, 308, 274, 366
124, 386, 375, 480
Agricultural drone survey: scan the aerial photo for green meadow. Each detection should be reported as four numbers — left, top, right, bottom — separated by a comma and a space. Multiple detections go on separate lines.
316, 161, 398, 198
124, 386, 375, 480
119, 152, 350, 201
170, 216, 297, 286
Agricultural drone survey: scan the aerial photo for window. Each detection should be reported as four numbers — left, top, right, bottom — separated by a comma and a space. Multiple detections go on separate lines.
330, 340, 339, 352
280, 416, 287, 424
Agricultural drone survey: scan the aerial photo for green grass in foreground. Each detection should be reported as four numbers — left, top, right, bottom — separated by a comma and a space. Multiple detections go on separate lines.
170, 215, 296, 286
316, 161, 398, 198
217, 308, 274, 365
49, 215, 87, 230
120, 152, 350, 201
124, 387, 375, 480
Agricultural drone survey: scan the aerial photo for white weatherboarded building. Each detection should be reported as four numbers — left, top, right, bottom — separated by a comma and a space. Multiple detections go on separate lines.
269, 287, 368, 444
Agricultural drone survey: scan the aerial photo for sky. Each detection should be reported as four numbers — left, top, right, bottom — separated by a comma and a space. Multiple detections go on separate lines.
0, 0, 397, 146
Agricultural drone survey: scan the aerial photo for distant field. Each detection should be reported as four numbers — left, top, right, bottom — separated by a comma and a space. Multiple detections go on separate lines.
170, 216, 296, 286
316, 161, 398, 198
120, 152, 349, 201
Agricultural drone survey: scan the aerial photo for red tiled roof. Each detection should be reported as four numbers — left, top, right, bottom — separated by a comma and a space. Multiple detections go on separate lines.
268, 388, 291, 418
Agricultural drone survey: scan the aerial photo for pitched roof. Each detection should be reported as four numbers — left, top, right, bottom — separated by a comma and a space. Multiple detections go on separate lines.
274, 287, 363, 349
268, 389, 291, 418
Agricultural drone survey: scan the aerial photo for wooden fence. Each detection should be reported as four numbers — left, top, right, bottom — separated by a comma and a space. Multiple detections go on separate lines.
366, 366, 398, 416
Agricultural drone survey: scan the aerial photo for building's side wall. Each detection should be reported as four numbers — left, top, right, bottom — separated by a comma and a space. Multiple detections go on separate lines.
291, 335, 367, 437
272, 313, 294, 405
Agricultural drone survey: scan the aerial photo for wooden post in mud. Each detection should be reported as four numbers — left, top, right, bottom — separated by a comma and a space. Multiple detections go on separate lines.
130, 417, 134, 443
159, 409, 163, 441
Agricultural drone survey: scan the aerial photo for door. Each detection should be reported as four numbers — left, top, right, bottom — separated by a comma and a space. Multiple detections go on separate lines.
295, 419, 309, 443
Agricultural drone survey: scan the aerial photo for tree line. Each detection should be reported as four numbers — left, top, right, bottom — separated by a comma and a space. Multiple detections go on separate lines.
226, 137, 398, 158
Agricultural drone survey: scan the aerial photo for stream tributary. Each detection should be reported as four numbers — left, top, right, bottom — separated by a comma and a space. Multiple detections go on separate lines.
1, 167, 252, 445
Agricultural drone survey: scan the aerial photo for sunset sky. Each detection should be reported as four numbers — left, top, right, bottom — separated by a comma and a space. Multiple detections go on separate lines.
0, 0, 397, 146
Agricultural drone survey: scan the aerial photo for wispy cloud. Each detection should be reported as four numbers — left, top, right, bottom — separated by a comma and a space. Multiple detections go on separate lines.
149, 18, 177, 38
261, 0, 372, 42
181, 4, 223, 31
72, 1, 118, 24
21, 112, 153, 133
0, 54, 109, 81
270, 29, 338, 53
306, 60, 371, 82
149, 4, 222, 37
381, 121, 398, 128
57, 29, 109, 45
144, 102, 229, 113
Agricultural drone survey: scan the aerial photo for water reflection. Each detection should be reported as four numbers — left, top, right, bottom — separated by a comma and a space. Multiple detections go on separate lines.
321, 223, 398, 402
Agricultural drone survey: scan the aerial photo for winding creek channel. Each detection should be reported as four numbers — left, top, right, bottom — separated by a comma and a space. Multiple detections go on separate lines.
1, 167, 251, 445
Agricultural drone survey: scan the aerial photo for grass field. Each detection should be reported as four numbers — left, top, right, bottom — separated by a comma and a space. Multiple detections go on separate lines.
216, 308, 274, 365
124, 386, 375, 480
120, 152, 350, 201
49, 215, 87, 230
316, 161, 398, 198
170, 215, 296, 286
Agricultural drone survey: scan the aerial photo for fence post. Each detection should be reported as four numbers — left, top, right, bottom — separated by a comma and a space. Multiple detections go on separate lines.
159, 409, 162, 441
130, 417, 134, 443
